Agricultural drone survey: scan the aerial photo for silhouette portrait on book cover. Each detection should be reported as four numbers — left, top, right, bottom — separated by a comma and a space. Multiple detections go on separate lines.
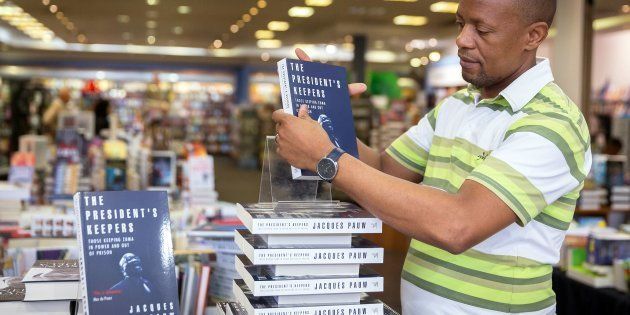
317, 114, 341, 147
110, 253, 154, 299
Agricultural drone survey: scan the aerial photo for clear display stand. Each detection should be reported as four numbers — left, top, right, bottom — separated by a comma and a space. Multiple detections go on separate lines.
258, 136, 333, 206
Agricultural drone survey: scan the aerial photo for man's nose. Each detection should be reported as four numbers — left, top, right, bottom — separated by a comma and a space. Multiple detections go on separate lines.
456, 25, 475, 50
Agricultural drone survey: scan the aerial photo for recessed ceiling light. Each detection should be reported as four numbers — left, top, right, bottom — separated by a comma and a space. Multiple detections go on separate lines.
177, 6, 191, 14
42, 0, 50, 5
393, 15, 427, 26
420, 56, 429, 65
213, 39, 223, 48
77, 34, 86, 43
255, 30, 274, 39
429, 51, 441, 62
257, 0, 267, 9
230, 24, 239, 33
289, 6, 314, 17
410, 58, 421, 68
305, 0, 333, 7
622, 5, 630, 13
146, 20, 157, 28
117, 15, 130, 23
173, 26, 183, 35
257, 39, 282, 49
250, 7, 259, 15
55, 12, 64, 20
236, 20, 245, 28
243, 14, 251, 22
49, 5, 57, 13
268, 21, 289, 31
147, 0, 159, 5
428, 38, 438, 47
147, 35, 156, 44
261, 52, 270, 61
430, 1, 459, 14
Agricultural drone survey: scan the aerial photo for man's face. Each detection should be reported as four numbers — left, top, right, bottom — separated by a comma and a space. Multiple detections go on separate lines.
127, 260, 143, 276
455, 0, 529, 88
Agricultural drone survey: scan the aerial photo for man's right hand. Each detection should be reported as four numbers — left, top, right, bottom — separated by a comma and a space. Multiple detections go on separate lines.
295, 48, 367, 97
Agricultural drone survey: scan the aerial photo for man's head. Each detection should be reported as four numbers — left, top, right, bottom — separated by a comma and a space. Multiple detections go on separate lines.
119, 253, 143, 277
456, 0, 555, 89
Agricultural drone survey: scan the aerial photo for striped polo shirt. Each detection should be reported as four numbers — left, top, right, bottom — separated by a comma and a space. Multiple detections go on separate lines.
386, 58, 591, 314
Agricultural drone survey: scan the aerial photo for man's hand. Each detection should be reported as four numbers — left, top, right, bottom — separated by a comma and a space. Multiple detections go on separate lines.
272, 105, 335, 171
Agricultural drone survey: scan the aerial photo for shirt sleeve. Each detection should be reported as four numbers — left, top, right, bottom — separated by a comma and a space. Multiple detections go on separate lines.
467, 115, 591, 226
385, 104, 440, 175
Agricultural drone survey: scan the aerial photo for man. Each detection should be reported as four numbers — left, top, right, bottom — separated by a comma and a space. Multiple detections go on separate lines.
272, 0, 591, 314
43, 87, 72, 137
110, 253, 153, 298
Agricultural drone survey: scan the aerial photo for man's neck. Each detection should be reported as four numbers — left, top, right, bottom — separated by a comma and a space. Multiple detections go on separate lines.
480, 56, 537, 99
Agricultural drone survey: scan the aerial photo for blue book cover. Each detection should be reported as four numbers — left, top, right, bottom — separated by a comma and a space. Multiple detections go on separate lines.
278, 58, 359, 180
74, 191, 179, 315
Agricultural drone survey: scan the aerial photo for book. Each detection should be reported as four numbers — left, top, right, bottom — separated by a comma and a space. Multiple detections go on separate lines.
227, 301, 248, 315
187, 222, 245, 239
261, 233, 352, 247
235, 255, 383, 297
235, 230, 384, 265
236, 202, 382, 234
216, 302, 228, 315
194, 265, 211, 315
233, 279, 384, 315
73, 191, 179, 315
22, 259, 79, 301
277, 58, 358, 180
0, 277, 75, 314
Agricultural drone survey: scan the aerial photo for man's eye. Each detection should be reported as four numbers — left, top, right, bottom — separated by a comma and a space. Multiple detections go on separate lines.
477, 28, 489, 35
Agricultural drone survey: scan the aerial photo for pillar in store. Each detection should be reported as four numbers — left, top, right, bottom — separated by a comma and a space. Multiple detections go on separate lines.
552, 0, 593, 111
235, 66, 250, 104
352, 34, 367, 84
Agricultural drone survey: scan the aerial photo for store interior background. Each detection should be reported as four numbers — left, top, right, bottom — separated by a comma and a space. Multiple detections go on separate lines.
0, 0, 629, 313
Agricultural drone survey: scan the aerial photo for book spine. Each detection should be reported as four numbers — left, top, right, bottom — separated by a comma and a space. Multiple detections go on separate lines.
277, 59, 302, 179
255, 304, 384, 315
251, 247, 384, 265
250, 218, 383, 234
74, 192, 90, 315
252, 277, 383, 296
194, 265, 211, 315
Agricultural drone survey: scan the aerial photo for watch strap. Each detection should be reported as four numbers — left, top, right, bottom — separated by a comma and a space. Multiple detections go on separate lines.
326, 147, 345, 163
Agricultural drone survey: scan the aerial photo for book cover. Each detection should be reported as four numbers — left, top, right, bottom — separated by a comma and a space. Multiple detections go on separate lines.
277, 58, 359, 180
235, 255, 383, 296
236, 230, 383, 265
237, 202, 382, 234
23, 260, 80, 282
74, 191, 179, 315
0, 277, 24, 302
233, 279, 384, 315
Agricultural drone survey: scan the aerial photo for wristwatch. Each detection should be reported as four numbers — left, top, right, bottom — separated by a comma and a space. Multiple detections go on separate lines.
316, 147, 345, 182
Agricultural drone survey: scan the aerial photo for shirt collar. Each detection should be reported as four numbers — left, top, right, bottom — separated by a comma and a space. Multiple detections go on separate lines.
466, 58, 554, 112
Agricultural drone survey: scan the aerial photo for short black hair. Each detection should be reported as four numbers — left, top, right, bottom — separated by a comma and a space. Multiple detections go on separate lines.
516, 0, 557, 27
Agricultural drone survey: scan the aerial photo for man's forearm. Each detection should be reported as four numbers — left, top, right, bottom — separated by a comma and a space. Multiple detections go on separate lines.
357, 139, 381, 170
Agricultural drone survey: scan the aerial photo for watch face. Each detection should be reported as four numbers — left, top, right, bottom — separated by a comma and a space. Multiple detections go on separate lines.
317, 158, 337, 180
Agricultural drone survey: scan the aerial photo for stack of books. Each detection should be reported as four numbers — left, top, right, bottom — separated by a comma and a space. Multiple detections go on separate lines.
232, 202, 391, 315
0, 260, 80, 314
188, 219, 244, 300
611, 186, 630, 211
578, 188, 607, 210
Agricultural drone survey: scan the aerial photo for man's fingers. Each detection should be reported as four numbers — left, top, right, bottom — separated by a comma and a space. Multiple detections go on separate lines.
348, 83, 367, 96
295, 48, 312, 62
297, 105, 313, 121
272, 109, 291, 123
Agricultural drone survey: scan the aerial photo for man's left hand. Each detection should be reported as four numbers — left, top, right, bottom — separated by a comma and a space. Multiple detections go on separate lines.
272, 105, 335, 171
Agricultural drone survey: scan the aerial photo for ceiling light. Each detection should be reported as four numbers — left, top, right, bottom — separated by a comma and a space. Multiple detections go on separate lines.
77, 34, 86, 43
42, 0, 50, 5
366, 50, 397, 63
393, 15, 427, 26
146, 0, 159, 5
147, 35, 156, 44
325, 44, 337, 54
430, 1, 459, 13
117, 15, 130, 23
230, 24, 239, 33
177, 6, 191, 14
255, 30, 274, 39
146, 20, 157, 28
268, 21, 289, 31
96, 71, 105, 80
243, 14, 251, 22
420, 56, 429, 65
0, 6, 23, 15
49, 5, 58, 13
237, 20, 245, 28
250, 7, 259, 15
257, 39, 282, 49
428, 38, 438, 47
289, 7, 314, 17
410, 58, 421, 68
213, 39, 223, 48
257, 0, 267, 9
173, 26, 183, 35
429, 51, 441, 62
305, 0, 333, 7
261, 52, 270, 61
55, 12, 64, 20
622, 5, 630, 13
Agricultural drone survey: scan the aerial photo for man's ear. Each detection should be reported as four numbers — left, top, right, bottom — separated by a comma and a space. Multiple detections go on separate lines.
525, 21, 549, 51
